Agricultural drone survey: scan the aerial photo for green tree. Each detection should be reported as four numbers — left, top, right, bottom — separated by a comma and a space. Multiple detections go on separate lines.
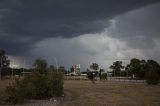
145, 59, 160, 84
33, 58, 48, 74
126, 58, 160, 82
139, 59, 147, 78
0, 49, 10, 68
90, 63, 99, 79
125, 64, 133, 77
86, 69, 96, 83
126, 58, 142, 78
99, 69, 104, 80
146, 59, 160, 76
0, 49, 10, 79
145, 69, 159, 85
109, 61, 124, 76
90, 63, 99, 71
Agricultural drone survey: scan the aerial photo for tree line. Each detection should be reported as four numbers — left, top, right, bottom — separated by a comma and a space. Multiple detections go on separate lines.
1, 49, 160, 84
0, 52, 64, 104
87, 59, 160, 84
0, 49, 66, 78
110, 58, 160, 84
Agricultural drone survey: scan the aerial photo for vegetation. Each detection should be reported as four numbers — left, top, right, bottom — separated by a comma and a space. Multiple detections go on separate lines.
90, 63, 99, 71
109, 61, 124, 76
101, 73, 107, 80
125, 58, 146, 79
0, 49, 10, 69
86, 63, 100, 83
110, 58, 160, 85
33, 58, 48, 74
99, 69, 104, 80
145, 69, 159, 85
0, 48, 159, 105
0, 49, 10, 79
145, 59, 160, 84
5, 58, 64, 104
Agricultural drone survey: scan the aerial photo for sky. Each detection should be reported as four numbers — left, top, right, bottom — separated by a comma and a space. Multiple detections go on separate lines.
0, 0, 160, 71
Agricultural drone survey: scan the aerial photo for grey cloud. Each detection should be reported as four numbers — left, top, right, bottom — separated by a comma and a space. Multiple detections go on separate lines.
107, 3, 160, 49
115, 3, 160, 38
31, 35, 125, 70
0, 36, 35, 55
0, 0, 159, 55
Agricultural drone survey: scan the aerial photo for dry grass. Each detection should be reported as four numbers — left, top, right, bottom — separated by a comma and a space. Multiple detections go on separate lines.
0, 79, 12, 104
63, 80, 160, 106
0, 79, 160, 106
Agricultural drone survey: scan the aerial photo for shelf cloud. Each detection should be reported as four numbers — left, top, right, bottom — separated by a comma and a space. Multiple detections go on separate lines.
0, 0, 160, 69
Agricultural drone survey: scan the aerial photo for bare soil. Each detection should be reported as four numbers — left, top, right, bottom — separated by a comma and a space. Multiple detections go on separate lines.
63, 80, 160, 106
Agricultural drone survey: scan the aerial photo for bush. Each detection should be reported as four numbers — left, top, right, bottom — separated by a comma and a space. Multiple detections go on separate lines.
101, 73, 107, 80
5, 72, 64, 104
145, 70, 159, 85
46, 72, 64, 97
5, 78, 35, 104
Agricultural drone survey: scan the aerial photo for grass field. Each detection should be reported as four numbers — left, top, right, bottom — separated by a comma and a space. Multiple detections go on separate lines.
63, 80, 160, 106
0, 79, 13, 104
0, 80, 160, 106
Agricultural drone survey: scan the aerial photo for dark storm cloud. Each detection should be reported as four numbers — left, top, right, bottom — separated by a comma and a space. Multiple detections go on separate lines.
0, 0, 159, 55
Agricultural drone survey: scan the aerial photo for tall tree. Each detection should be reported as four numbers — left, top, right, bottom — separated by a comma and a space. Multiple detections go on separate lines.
86, 68, 96, 83
0, 49, 10, 79
126, 58, 147, 79
90, 63, 99, 71
33, 58, 48, 74
110, 61, 124, 76
145, 59, 160, 84
89, 63, 99, 80
99, 69, 104, 80
0, 49, 10, 69
127, 58, 141, 78
139, 59, 147, 78
146, 59, 160, 75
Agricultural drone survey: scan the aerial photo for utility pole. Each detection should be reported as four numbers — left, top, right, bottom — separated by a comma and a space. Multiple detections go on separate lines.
12, 59, 14, 81
23, 58, 25, 77
54, 57, 58, 72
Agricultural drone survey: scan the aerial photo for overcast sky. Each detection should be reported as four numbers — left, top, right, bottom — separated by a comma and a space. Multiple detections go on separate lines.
0, 0, 160, 70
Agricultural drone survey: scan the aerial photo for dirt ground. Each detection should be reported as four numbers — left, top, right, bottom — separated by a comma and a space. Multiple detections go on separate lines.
63, 80, 160, 106
0, 80, 160, 106
0, 79, 12, 105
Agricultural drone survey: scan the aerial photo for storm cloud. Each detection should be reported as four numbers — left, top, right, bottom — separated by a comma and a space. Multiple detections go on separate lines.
0, 0, 159, 55
107, 2, 160, 49
0, 0, 160, 69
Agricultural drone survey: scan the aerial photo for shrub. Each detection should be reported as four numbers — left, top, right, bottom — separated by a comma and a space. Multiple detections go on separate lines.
5, 72, 64, 104
46, 72, 64, 97
101, 73, 107, 80
5, 78, 35, 104
145, 70, 159, 85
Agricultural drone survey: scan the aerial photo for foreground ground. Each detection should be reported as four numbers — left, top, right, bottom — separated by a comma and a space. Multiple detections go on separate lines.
0, 80, 160, 106
0, 79, 12, 105
63, 80, 160, 106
